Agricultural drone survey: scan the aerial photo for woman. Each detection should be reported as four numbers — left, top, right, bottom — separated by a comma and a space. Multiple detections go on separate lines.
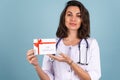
27, 0, 101, 80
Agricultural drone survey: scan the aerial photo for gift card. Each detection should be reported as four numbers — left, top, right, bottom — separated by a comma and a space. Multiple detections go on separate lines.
33, 38, 56, 55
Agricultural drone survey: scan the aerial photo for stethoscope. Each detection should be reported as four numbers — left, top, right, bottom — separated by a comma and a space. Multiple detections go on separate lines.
50, 38, 89, 65
78, 38, 88, 65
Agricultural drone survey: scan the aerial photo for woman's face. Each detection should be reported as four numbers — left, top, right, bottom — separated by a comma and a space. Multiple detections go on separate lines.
65, 6, 82, 31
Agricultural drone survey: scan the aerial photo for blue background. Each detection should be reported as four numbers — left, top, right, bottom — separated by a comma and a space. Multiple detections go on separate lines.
0, 0, 120, 80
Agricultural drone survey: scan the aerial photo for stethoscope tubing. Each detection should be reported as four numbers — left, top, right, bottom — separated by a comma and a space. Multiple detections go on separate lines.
51, 38, 89, 65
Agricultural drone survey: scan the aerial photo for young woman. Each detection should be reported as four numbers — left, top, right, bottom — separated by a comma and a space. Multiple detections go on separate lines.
27, 0, 101, 80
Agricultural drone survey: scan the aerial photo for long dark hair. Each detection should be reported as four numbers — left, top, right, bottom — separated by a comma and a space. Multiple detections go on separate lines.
56, 0, 90, 39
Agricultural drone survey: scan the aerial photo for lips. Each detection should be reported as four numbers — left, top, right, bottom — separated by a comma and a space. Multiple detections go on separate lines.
69, 23, 77, 26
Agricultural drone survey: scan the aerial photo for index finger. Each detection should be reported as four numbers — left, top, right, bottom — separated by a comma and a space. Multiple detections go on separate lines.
27, 49, 34, 56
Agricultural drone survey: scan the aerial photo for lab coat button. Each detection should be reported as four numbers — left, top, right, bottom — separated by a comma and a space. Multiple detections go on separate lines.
68, 70, 71, 72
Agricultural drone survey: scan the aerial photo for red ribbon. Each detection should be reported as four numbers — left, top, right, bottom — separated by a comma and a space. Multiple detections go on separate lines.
34, 39, 56, 54
34, 39, 41, 54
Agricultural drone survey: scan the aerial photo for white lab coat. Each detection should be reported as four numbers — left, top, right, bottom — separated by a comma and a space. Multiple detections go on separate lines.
42, 38, 101, 80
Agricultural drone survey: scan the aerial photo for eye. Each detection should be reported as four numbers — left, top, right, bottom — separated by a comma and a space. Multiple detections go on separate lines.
77, 14, 81, 18
67, 13, 72, 16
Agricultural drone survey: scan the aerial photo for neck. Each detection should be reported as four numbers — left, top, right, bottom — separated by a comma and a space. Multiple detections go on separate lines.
63, 30, 80, 46
66, 30, 78, 41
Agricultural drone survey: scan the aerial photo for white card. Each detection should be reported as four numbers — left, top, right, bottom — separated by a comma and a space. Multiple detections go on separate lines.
33, 38, 56, 55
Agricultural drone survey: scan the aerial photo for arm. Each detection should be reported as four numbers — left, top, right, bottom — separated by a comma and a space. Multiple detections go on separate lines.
69, 39, 101, 80
68, 60, 91, 80
48, 54, 91, 80
26, 49, 50, 80
47, 39, 101, 80
86, 39, 101, 80
34, 65, 50, 80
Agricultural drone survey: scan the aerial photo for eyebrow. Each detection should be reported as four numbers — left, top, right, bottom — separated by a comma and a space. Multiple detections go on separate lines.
66, 11, 81, 15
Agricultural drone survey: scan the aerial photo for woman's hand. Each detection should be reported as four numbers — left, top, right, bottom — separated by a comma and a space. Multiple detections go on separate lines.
47, 53, 73, 65
26, 49, 39, 67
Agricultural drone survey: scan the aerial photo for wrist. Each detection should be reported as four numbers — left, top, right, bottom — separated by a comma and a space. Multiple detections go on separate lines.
68, 60, 73, 65
34, 65, 40, 69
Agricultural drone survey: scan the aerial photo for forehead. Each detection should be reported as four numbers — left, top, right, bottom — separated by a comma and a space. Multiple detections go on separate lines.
66, 6, 80, 13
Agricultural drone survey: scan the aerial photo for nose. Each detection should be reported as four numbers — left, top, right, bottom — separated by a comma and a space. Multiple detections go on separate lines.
70, 16, 76, 22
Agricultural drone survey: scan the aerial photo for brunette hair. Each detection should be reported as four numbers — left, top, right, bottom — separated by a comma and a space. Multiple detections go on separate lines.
56, 0, 90, 39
